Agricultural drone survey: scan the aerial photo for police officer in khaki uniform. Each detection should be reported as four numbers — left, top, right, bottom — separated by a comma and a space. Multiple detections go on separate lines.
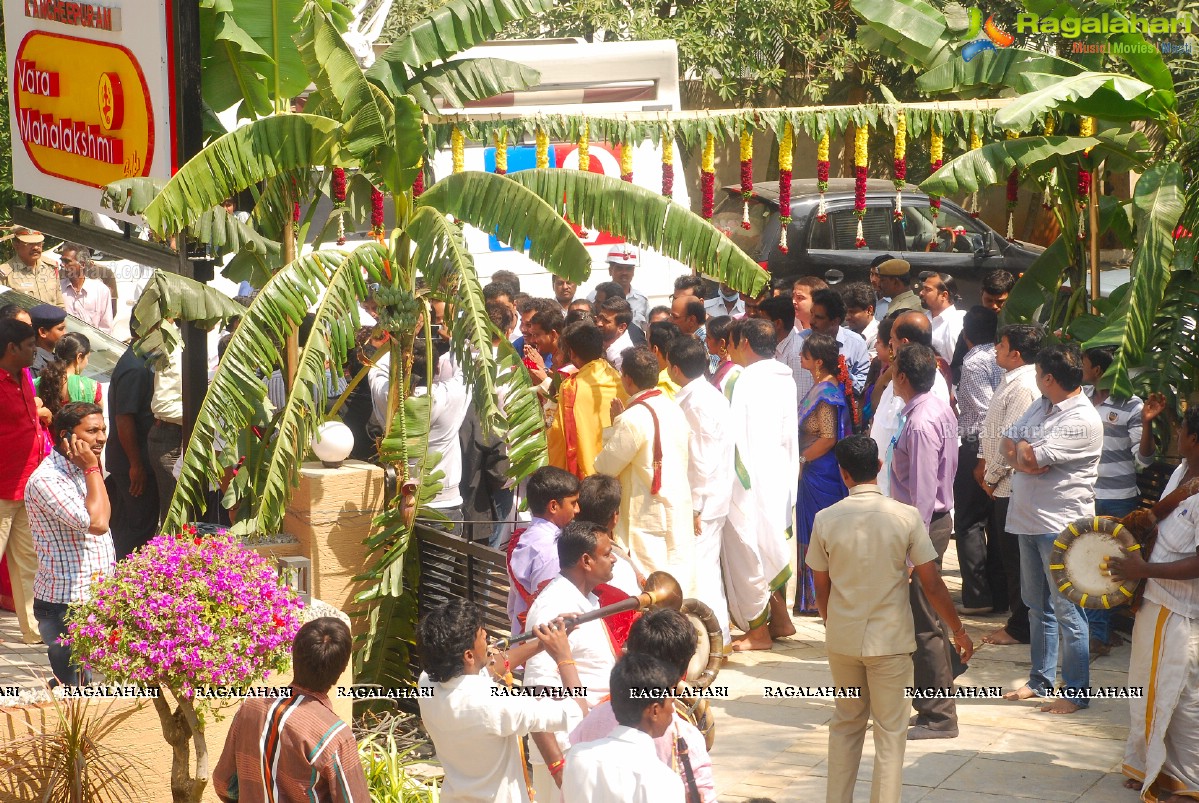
1, 228, 63, 306
875, 257, 921, 316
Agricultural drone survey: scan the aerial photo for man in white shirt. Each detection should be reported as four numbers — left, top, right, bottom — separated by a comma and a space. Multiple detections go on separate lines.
703, 282, 746, 320
524, 521, 620, 798
417, 599, 587, 803
596, 297, 636, 371
918, 272, 965, 364
595, 347, 696, 596
668, 337, 733, 645
840, 282, 878, 360
562, 653, 686, 803
759, 296, 808, 401
58, 245, 112, 333
805, 289, 870, 394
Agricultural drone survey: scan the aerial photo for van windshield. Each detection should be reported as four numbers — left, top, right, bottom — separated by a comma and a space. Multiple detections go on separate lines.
712, 191, 776, 260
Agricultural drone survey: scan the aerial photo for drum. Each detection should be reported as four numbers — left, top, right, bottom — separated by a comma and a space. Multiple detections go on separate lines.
674, 693, 716, 751
1049, 517, 1141, 609
681, 599, 724, 689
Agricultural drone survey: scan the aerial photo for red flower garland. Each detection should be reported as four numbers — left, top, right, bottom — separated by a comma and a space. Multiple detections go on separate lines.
837, 355, 860, 427
893, 158, 907, 222
413, 168, 424, 198
662, 162, 674, 197
701, 172, 715, 220
371, 186, 385, 241
778, 169, 792, 254
853, 166, 868, 248
1006, 168, 1019, 242
331, 168, 346, 203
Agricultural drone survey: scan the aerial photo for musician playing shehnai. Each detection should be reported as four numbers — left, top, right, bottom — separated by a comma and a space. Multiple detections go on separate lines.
561, 654, 685, 803
569, 609, 716, 802
523, 521, 620, 799
416, 600, 586, 803
1108, 399, 1199, 802
594, 347, 696, 596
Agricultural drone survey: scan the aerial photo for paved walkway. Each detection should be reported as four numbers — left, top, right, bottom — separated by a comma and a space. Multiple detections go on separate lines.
709, 548, 1137, 802
0, 549, 1139, 801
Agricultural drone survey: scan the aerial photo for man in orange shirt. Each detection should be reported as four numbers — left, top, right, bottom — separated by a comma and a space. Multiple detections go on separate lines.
548, 321, 627, 479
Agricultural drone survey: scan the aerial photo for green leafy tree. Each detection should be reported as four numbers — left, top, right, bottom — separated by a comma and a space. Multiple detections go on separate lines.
106, 0, 768, 692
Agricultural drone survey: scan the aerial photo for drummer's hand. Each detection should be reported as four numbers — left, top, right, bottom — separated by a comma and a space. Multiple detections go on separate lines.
1105, 550, 1150, 582
952, 629, 974, 663
535, 619, 574, 663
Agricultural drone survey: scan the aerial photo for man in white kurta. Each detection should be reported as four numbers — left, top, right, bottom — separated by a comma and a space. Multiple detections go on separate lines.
523, 521, 620, 800
595, 347, 696, 596
1109, 411, 1199, 802
670, 337, 733, 645
722, 319, 799, 647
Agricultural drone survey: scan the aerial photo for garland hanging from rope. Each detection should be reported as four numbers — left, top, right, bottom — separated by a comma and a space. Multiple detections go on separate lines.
816, 130, 829, 223
661, 130, 674, 198
412, 158, 425, 199
739, 127, 754, 230
1004, 130, 1019, 242
332, 167, 346, 246
577, 121, 590, 171
929, 127, 943, 219
778, 122, 794, 254
1077, 115, 1095, 241
853, 124, 869, 249
493, 130, 508, 175
370, 186, 385, 242
701, 133, 716, 221
451, 126, 465, 173
893, 110, 907, 221
621, 142, 634, 183
967, 125, 982, 218
535, 127, 549, 169
1041, 116, 1056, 210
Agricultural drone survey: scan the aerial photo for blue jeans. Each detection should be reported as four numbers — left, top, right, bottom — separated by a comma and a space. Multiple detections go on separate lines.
489, 489, 515, 549
1018, 533, 1089, 706
1086, 496, 1141, 643
33, 599, 90, 686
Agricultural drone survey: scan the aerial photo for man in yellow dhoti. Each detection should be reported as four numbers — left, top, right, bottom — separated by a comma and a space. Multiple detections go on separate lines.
595, 347, 696, 597
1110, 401, 1199, 803
548, 321, 627, 480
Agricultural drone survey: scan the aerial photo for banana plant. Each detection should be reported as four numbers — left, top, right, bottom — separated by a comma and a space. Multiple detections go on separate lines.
105, 0, 769, 690
854, 0, 1191, 400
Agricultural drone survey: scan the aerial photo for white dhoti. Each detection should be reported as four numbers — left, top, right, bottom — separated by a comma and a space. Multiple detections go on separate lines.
721, 358, 799, 632
1122, 599, 1199, 800
695, 515, 731, 644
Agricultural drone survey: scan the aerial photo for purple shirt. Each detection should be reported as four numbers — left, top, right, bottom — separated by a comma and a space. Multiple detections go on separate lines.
890, 392, 958, 529
505, 517, 562, 634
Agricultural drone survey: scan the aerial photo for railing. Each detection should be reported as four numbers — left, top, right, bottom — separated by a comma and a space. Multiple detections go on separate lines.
413, 522, 510, 638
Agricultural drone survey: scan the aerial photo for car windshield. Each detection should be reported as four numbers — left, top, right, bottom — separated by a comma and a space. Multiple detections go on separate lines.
0, 287, 127, 383
712, 191, 776, 259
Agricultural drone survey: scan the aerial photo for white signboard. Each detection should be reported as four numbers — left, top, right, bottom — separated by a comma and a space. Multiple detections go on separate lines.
5, 0, 178, 221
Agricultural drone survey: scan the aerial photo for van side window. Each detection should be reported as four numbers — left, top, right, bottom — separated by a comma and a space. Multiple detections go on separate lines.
811, 208, 893, 250
902, 204, 982, 252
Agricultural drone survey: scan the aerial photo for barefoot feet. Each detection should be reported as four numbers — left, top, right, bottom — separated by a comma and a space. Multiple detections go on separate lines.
1002, 685, 1040, 702
982, 627, 1022, 645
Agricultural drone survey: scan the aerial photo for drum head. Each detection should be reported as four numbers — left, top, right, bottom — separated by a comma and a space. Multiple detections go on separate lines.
1050, 517, 1140, 609
684, 611, 711, 685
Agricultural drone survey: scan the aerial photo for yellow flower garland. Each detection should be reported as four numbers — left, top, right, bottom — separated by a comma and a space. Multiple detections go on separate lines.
740, 128, 753, 163
620, 141, 634, 178
577, 121, 590, 171
969, 126, 982, 153
662, 135, 674, 166
817, 131, 829, 163
535, 127, 549, 169
854, 125, 868, 168
930, 129, 943, 163
702, 133, 715, 173
451, 126, 464, 173
1079, 116, 1095, 137
493, 130, 508, 174
780, 123, 793, 173
1043, 115, 1056, 136
894, 111, 907, 161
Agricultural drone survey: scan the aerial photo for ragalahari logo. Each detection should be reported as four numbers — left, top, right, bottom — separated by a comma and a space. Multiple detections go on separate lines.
960, 9, 1016, 61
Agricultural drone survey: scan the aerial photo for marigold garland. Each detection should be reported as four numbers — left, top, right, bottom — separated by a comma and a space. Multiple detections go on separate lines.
778, 122, 794, 253
535, 127, 549, 169
837, 355, 860, 426
739, 128, 754, 230
493, 130, 508, 175
816, 130, 830, 222
620, 142, 634, 183
853, 124, 869, 248
929, 128, 944, 218
893, 110, 907, 221
1005, 131, 1019, 241
578, 121, 590, 171
661, 133, 674, 197
1077, 116, 1095, 241
967, 126, 982, 218
371, 186, 385, 241
701, 133, 716, 221
451, 126, 464, 173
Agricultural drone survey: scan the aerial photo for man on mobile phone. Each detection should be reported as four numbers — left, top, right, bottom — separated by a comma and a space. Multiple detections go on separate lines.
24, 401, 115, 685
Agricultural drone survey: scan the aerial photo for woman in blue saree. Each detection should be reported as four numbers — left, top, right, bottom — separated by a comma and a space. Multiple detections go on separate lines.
794, 333, 858, 615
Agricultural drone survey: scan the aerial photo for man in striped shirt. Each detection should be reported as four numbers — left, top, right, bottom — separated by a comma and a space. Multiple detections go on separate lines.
214, 617, 369, 803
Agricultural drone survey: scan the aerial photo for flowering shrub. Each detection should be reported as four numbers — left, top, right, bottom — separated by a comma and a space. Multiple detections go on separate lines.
66, 529, 304, 701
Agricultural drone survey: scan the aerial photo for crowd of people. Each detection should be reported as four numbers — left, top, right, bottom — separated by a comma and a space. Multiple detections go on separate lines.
3, 229, 1198, 803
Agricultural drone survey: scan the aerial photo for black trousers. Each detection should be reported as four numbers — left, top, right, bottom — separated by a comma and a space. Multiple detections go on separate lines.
910, 511, 957, 729
106, 465, 160, 561
953, 436, 997, 609
992, 496, 1030, 642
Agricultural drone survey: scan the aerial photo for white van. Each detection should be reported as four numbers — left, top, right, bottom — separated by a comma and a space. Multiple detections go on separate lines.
422, 39, 693, 308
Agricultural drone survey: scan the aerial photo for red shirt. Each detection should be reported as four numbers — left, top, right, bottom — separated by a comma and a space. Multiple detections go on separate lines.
0, 366, 43, 500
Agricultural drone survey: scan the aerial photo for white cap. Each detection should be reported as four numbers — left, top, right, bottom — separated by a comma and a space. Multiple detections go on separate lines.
606, 245, 639, 266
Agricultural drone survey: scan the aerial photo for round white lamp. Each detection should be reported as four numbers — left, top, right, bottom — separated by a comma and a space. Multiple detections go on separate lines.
311, 421, 355, 468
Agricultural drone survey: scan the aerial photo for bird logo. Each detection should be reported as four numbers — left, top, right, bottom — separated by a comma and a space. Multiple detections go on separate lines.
961, 9, 1015, 61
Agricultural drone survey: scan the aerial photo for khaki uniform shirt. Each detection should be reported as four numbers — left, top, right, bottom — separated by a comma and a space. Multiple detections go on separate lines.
806, 484, 938, 657
0, 256, 63, 305
885, 289, 922, 315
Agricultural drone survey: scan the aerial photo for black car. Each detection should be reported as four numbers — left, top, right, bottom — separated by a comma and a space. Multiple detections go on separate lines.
713, 178, 1044, 303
